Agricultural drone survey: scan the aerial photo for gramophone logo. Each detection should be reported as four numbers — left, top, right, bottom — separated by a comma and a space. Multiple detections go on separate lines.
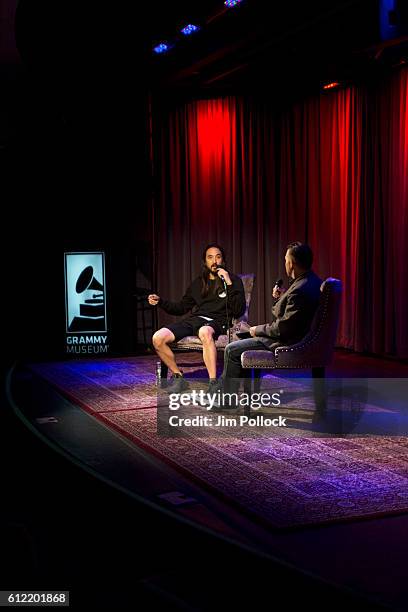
65, 252, 107, 333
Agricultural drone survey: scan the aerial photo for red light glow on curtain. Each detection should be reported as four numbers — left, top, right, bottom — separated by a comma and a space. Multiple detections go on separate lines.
186, 98, 237, 222
196, 99, 236, 170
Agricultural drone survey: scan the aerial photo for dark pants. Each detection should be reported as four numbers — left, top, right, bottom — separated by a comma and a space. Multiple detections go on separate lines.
222, 337, 272, 383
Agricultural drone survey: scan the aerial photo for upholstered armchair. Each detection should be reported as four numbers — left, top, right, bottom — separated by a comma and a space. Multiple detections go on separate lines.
241, 278, 342, 412
159, 274, 255, 380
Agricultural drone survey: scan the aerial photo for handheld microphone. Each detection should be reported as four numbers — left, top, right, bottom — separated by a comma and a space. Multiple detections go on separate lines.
214, 265, 227, 283
273, 279, 283, 299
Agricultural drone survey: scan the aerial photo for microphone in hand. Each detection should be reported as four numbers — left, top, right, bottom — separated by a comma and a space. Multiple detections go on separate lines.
215, 265, 227, 284
272, 278, 284, 299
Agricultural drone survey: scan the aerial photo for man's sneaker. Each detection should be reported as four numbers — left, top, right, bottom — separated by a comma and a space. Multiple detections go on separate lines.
207, 378, 223, 394
207, 389, 238, 412
167, 373, 189, 394
208, 398, 238, 412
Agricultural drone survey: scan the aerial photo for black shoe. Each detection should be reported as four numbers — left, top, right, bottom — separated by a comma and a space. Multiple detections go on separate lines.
167, 374, 189, 394
208, 402, 238, 413
207, 378, 223, 394
207, 394, 238, 412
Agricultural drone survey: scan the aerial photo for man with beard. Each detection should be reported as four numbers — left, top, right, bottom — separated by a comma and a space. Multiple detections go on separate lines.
148, 244, 246, 393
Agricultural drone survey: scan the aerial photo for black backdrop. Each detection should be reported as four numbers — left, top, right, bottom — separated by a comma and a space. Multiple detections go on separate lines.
3, 0, 154, 364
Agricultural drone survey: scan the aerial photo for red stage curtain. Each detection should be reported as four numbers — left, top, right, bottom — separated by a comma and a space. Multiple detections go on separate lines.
153, 67, 408, 358
278, 88, 365, 350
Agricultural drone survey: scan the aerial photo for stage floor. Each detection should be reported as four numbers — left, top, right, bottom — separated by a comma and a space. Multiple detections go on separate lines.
6, 348, 408, 609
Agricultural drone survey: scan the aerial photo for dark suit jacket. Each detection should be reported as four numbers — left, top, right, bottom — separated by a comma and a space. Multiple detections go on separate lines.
254, 270, 322, 348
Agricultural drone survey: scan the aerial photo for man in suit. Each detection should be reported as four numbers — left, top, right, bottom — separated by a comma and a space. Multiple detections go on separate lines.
215, 242, 322, 404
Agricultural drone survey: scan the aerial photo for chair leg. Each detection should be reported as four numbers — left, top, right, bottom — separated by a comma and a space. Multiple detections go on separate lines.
312, 367, 326, 414
253, 368, 261, 393
243, 369, 252, 395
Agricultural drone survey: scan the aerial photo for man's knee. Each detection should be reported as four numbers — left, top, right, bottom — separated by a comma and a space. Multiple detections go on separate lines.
225, 341, 242, 361
198, 326, 215, 344
152, 329, 173, 348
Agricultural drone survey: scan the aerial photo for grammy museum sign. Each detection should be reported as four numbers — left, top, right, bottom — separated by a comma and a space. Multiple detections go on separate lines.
64, 252, 110, 354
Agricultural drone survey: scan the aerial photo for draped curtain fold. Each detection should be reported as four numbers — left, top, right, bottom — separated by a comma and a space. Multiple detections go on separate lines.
153, 68, 408, 358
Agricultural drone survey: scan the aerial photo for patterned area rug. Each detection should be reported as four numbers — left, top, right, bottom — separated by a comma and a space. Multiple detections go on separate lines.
30, 356, 408, 529
30, 354, 207, 412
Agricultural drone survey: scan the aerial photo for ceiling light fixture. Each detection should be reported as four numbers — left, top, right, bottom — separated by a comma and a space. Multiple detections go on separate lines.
181, 24, 200, 35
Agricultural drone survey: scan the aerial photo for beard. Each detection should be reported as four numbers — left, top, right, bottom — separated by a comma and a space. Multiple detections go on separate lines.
209, 263, 223, 274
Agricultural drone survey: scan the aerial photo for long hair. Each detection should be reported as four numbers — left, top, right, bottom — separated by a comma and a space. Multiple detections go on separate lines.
201, 243, 227, 297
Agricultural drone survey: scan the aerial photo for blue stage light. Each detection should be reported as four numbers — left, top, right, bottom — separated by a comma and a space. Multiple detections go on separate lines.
224, 0, 244, 7
181, 24, 200, 35
153, 43, 169, 54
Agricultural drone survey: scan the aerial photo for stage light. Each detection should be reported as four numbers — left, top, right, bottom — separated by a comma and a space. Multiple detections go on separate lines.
181, 24, 200, 35
224, 0, 244, 7
153, 42, 169, 54
392, 57, 407, 67
322, 81, 340, 90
